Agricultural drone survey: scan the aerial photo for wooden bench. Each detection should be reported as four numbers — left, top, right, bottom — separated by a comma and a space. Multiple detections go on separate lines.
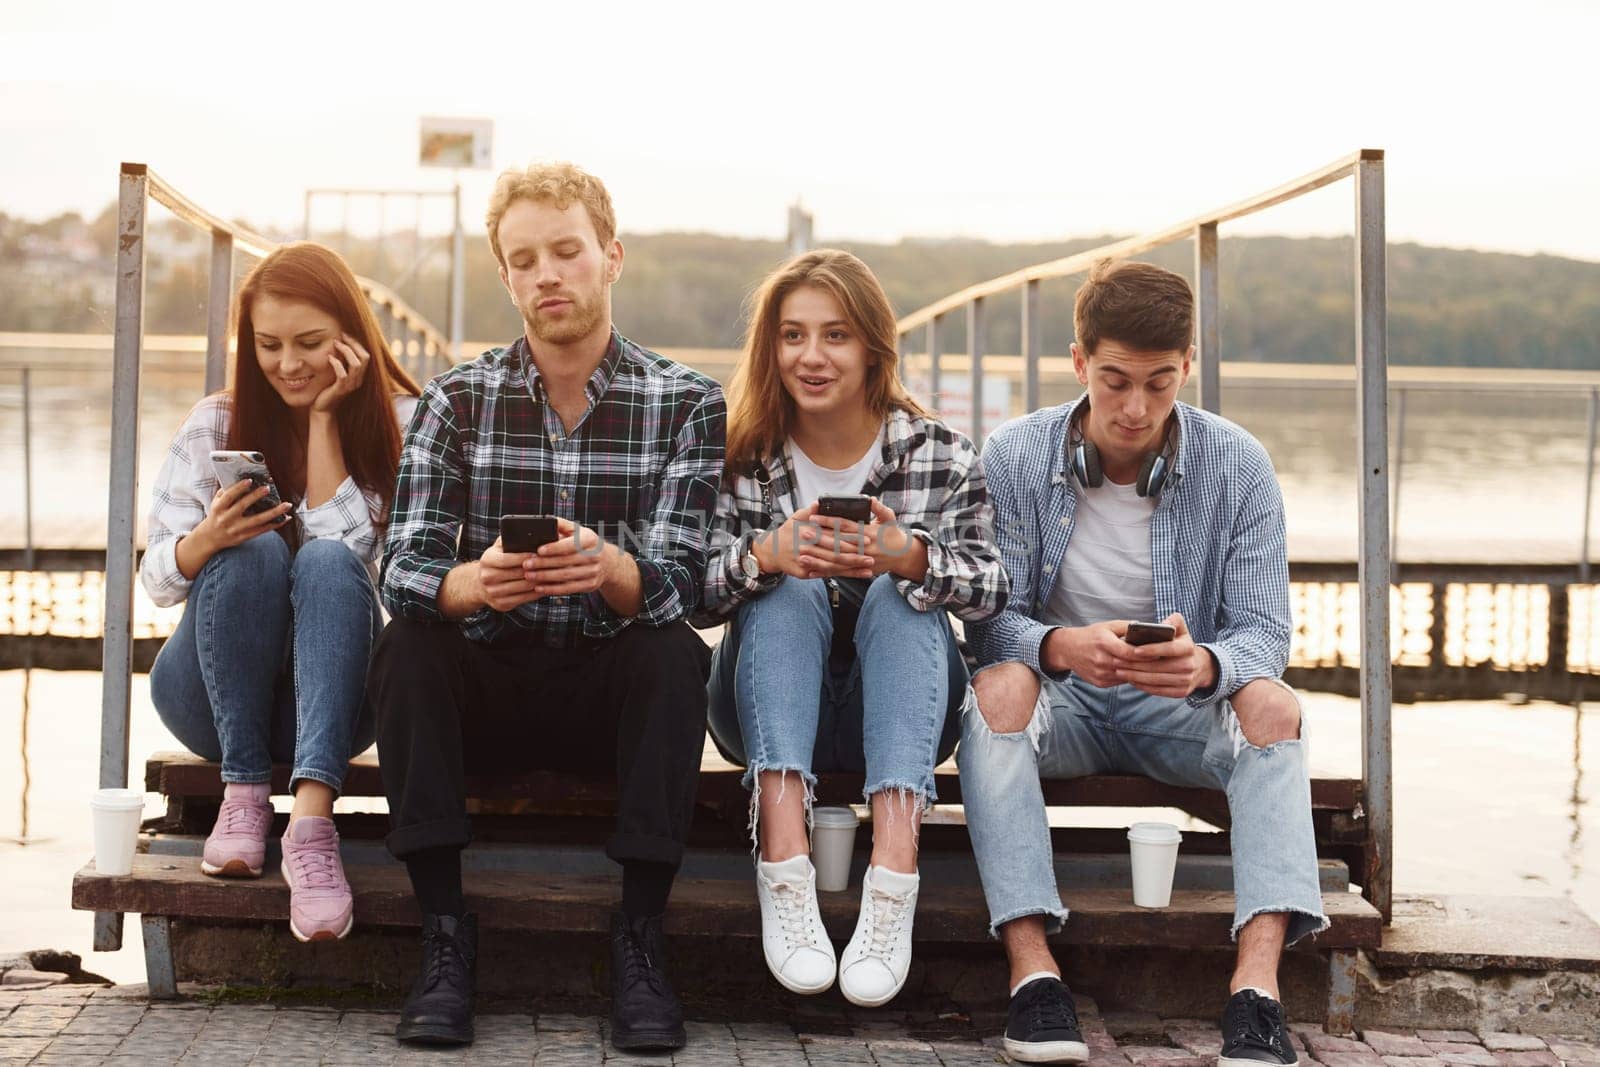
73, 750, 1380, 1025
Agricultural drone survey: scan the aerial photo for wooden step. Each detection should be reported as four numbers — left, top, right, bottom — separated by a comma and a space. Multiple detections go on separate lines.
72, 853, 1381, 949
143, 750, 1363, 817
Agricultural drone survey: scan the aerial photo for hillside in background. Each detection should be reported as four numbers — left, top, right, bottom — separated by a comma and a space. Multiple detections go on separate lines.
4, 205, 1598, 368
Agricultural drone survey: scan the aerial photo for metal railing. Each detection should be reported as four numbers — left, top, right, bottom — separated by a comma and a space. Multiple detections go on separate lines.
895, 149, 1395, 919
92, 162, 456, 951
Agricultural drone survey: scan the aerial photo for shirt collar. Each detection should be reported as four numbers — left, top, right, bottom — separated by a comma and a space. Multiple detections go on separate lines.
508, 328, 626, 405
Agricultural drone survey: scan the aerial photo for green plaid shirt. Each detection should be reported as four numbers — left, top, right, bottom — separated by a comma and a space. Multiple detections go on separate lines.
381, 331, 726, 646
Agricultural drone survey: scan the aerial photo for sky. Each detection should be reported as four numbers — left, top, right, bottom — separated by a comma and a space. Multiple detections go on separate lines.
3, 0, 1598, 261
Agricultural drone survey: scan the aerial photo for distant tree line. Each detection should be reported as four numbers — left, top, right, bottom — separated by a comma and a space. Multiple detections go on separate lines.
4, 204, 1598, 369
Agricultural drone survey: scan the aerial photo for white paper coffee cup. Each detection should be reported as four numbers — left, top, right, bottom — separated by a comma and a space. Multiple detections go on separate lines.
90, 788, 146, 876
810, 806, 861, 892
1127, 821, 1182, 908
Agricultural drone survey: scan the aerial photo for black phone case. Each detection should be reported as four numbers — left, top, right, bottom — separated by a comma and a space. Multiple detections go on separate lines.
816, 494, 872, 522
1125, 624, 1175, 647
501, 515, 560, 553
240, 473, 283, 517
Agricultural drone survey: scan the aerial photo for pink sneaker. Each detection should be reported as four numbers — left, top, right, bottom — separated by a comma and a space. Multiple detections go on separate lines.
281, 816, 354, 943
201, 782, 272, 877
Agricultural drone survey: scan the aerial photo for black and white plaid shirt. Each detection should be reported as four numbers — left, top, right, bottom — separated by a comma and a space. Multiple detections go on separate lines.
381, 330, 726, 646
694, 407, 1009, 627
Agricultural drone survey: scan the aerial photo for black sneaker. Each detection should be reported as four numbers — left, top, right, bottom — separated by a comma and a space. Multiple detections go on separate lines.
1219, 988, 1298, 1067
395, 913, 477, 1046
609, 912, 686, 1051
1004, 975, 1088, 1063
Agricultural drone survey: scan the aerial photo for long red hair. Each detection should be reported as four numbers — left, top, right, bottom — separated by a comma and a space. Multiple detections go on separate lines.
227, 242, 420, 527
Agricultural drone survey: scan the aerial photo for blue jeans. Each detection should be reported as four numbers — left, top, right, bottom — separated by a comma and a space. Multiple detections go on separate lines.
150, 534, 380, 793
707, 574, 968, 815
957, 670, 1329, 946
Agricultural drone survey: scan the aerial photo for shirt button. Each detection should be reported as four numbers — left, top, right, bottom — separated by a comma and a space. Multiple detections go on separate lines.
560, 490, 570, 501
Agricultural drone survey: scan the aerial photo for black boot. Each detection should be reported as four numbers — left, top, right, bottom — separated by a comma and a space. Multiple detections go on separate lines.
608, 912, 686, 1051
395, 913, 477, 1046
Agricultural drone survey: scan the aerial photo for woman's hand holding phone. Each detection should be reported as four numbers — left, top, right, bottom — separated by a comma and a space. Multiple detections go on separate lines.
803, 498, 929, 582
752, 503, 873, 580
310, 334, 371, 414
176, 480, 292, 580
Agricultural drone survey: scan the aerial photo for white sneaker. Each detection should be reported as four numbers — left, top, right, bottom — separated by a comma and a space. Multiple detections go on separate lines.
838, 865, 919, 1007
755, 855, 836, 994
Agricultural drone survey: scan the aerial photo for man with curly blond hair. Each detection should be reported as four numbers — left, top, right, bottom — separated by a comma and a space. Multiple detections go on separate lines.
373, 161, 725, 1052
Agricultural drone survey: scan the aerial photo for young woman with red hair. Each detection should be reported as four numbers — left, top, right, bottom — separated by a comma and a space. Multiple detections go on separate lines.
141, 242, 420, 942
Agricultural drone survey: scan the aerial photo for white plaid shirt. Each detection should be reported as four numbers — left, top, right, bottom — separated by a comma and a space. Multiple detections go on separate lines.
140, 392, 419, 608
695, 407, 1009, 627
381, 331, 726, 646
967, 396, 1292, 706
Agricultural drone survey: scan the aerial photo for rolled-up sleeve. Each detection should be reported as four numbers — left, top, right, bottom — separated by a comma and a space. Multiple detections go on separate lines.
1192, 462, 1292, 707
898, 437, 1009, 623
140, 400, 226, 608
591, 382, 726, 628
380, 383, 466, 622
695, 482, 783, 627
964, 428, 1064, 678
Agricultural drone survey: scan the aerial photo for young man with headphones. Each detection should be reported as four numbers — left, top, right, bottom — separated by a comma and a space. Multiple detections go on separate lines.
958, 259, 1325, 1065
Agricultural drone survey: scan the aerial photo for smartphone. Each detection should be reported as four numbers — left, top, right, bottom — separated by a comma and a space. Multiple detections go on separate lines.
1125, 621, 1177, 647
816, 493, 872, 523
501, 514, 561, 553
210, 450, 283, 517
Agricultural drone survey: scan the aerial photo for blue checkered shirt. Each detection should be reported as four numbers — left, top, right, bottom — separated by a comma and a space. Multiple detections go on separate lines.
967, 396, 1291, 706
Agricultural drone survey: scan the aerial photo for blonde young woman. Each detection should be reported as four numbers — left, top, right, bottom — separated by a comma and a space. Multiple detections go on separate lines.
697, 249, 1008, 1006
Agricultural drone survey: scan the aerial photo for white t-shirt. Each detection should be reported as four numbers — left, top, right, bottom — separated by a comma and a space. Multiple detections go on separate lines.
789, 428, 884, 506
1041, 477, 1156, 629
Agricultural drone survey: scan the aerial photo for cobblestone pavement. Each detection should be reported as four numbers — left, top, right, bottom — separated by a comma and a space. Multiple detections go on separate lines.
2, 985, 1599, 1066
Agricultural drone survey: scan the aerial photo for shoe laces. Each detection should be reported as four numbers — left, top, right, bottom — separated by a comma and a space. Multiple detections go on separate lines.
421, 927, 468, 992
284, 835, 341, 890
1225, 993, 1284, 1054
1018, 979, 1080, 1034
856, 882, 912, 961
767, 877, 823, 950
215, 795, 267, 836
616, 922, 669, 996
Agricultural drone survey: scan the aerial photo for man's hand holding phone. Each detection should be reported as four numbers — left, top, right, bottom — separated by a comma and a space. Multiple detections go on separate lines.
477, 536, 543, 613
522, 517, 609, 598
1044, 620, 1138, 687
1116, 612, 1216, 697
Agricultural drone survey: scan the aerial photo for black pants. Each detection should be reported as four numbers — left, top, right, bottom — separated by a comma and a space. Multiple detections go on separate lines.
371, 618, 711, 868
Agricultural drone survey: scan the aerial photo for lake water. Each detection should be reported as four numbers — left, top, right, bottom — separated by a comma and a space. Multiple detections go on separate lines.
1, 337, 1598, 563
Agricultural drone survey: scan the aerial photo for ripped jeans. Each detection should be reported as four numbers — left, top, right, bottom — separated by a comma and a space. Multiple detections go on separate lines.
957, 670, 1328, 946
706, 574, 968, 828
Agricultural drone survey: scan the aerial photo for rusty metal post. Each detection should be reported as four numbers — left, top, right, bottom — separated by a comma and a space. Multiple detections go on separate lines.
1354, 153, 1393, 923
1195, 222, 1221, 414
97, 163, 151, 952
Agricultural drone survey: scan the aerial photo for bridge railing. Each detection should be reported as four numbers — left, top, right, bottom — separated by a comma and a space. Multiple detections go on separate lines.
92, 162, 456, 952
893, 150, 1396, 919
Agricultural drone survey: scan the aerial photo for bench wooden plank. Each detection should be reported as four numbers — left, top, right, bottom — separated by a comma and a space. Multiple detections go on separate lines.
72, 854, 1381, 949
144, 751, 1363, 813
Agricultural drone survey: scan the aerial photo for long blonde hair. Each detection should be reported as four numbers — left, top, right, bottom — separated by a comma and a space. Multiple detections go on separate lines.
726, 249, 926, 473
